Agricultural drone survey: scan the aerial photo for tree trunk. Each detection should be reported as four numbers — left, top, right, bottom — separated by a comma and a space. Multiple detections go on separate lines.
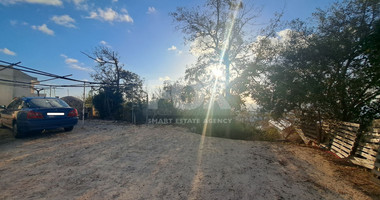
224, 55, 230, 98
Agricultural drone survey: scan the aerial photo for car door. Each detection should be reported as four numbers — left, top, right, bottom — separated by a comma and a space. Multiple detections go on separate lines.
1, 99, 22, 128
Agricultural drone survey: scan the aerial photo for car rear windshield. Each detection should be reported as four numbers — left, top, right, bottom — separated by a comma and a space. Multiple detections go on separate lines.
27, 99, 70, 108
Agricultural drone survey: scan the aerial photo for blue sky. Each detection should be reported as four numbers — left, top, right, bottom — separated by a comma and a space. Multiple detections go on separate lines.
0, 0, 335, 98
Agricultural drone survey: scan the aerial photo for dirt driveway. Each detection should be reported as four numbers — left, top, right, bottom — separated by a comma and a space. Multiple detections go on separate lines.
0, 120, 379, 200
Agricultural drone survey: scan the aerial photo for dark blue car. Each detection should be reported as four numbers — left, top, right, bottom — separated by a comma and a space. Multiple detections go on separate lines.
0, 97, 78, 138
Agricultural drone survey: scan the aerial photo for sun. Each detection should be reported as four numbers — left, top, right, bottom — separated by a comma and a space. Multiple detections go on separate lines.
211, 66, 223, 78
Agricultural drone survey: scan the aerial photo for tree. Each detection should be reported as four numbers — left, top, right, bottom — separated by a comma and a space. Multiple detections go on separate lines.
171, 0, 261, 98
83, 46, 123, 94
120, 70, 147, 123
240, 0, 380, 124
92, 88, 123, 119
120, 70, 145, 103
84, 46, 145, 119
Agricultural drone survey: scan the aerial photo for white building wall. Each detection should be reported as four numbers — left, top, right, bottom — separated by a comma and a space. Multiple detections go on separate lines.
0, 66, 38, 106
0, 68, 15, 106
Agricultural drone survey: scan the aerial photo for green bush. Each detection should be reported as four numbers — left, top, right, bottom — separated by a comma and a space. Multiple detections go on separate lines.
92, 89, 123, 119
259, 127, 281, 141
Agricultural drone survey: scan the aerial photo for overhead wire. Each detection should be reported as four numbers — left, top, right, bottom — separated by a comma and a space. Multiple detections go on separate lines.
0, 60, 136, 93
0, 60, 101, 84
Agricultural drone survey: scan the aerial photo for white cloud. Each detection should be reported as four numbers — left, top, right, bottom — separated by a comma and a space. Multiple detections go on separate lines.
10, 20, 17, 26
119, 14, 133, 23
0, 0, 62, 6
168, 45, 177, 51
70, 64, 93, 72
255, 29, 293, 45
251, 29, 310, 56
72, 0, 84, 5
51, 15, 76, 28
99, 40, 112, 48
168, 45, 183, 55
65, 58, 78, 64
31, 24, 54, 35
190, 36, 214, 56
61, 54, 77, 64
86, 8, 133, 23
0, 48, 16, 56
95, 58, 103, 63
147, 7, 157, 14
69, 0, 88, 10
88, 11, 97, 18
98, 8, 117, 21
277, 29, 291, 39
60, 54, 93, 72
10, 20, 28, 26
27, 0, 62, 5
159, 76, 171, 81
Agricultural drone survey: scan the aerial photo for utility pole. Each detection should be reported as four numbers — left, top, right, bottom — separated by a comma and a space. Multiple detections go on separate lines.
83, 82, 86, 125
146, 92, 148, 124
131, 87, 135, 124
34, 88, 44, 97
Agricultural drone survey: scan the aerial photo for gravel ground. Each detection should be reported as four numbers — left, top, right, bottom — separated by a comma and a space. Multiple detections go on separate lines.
0, 120, 379, 200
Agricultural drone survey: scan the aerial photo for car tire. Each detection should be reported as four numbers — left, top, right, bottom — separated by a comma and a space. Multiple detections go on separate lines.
12, 122, 25, 138
64, 126, 74, 132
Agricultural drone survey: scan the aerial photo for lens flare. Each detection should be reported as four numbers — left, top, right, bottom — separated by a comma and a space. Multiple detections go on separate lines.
190, 1, 241, 197
212, 67, 223, 78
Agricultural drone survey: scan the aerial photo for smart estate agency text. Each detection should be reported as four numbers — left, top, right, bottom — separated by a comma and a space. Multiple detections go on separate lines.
148, 118, 233, 124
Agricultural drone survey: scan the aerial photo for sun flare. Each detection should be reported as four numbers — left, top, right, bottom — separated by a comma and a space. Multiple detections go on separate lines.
212, 67, 223, 78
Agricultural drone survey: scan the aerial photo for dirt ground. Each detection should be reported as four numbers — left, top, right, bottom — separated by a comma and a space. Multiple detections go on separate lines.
0, 120, 379, 200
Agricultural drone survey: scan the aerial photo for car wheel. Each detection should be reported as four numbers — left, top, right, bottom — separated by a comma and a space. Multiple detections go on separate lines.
12, 122, 25, 138
64, 126, 74, 132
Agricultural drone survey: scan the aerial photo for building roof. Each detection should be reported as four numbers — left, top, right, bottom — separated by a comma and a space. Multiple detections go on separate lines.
0, 65, 37, 81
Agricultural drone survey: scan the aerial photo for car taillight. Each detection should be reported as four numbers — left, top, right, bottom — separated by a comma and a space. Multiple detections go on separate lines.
68, 109, 78, 117
27, 111, 44, 119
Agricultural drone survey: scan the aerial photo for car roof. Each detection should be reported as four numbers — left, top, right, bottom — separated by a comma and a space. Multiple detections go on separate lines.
20, 97, 60, 101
